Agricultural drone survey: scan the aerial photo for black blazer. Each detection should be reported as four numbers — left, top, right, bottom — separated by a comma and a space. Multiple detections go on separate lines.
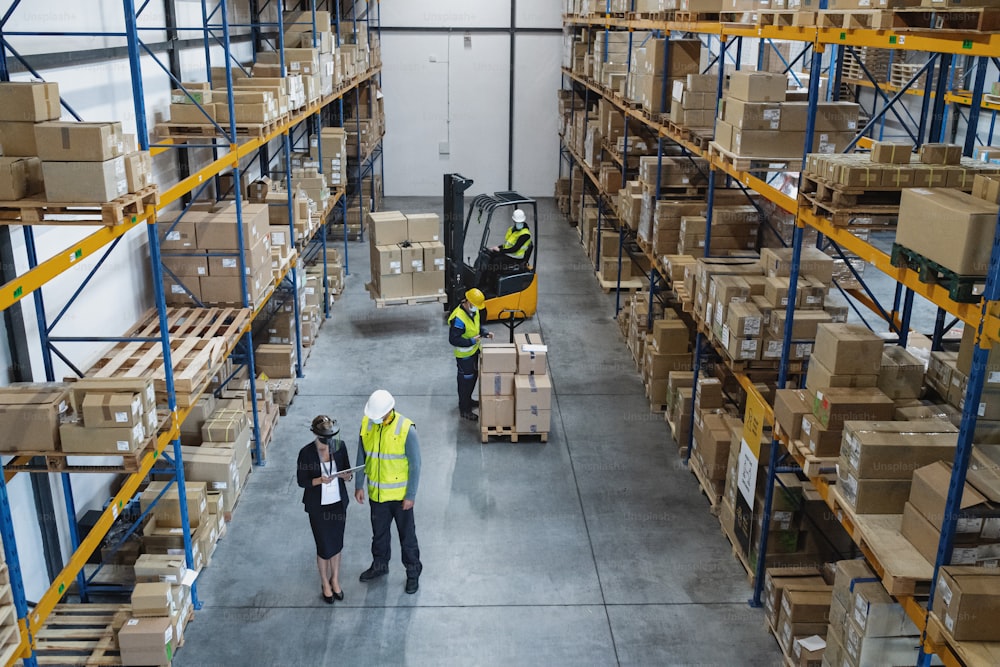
297, 439, 351, 514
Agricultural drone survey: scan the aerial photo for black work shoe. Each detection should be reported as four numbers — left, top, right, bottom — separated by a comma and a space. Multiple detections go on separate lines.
359, 565, 388, 582
471, 399, 480, 408
405, 578, 419, 594
461, 411, 478, 421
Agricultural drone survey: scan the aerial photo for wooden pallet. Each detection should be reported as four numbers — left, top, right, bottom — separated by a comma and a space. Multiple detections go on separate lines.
365, 282, 448, 307
6, 437, 156, 474
826, 485, 933, 597
790, 439, 838, 478
667, 123, 714, 152
688, 453, 723, 516
890, 243, 984, 304
481, 426, 549, 443
707, 141, 803, 173
675, 10, 722, 21
85, 307, 249, 407
817, 9, 894, 29
893, 6, 1000, 32
156, 118, 280, 142
0, 607, 19, 667
596, 272, 644, 294
757, 10, 801, 26
0, 186, 159, 227
799, 173, 904, 210
32, 603, 130, 666
798, 191, 901, 227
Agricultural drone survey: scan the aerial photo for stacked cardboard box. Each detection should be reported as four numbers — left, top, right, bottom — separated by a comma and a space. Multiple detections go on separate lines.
932, 566, 1000, 641
513, 333, 551, 433
129, 579, 195, 650
0, 383, 72, 453
59, 377, 157, 456
625, 39, 702, 115
118, 616, 176, 667
824, 559, 921, 667
838, 419, 956, 514
668, 74, 717, 130
254, 343, 295, 379
310, 127, 347, 189
900, 187, 1000, 279
480, 344, 517, 429
691, 380, 733, 491
666, 370, 695, 445
803, 385, 896, 462
775, 575, 832, 658
902, 462, 1000, 567
0, 82, 58, 201
36, 121, 128, 203
645, 317, 692, 405
368, 211, 445, 299
715, 71, 859, 159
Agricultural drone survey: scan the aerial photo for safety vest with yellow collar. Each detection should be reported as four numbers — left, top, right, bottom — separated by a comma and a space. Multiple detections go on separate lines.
448, 305, 480, 358
360, 414, 414, 502
503, 226, 531, 260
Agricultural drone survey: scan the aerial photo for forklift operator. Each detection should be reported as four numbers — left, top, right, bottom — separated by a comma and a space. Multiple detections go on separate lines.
489, 209, 532, 268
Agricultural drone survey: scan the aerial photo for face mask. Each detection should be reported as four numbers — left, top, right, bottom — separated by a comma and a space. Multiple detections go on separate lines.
371, 416, 383, 425
514, 222, 525, 230
468, 305, 478, 314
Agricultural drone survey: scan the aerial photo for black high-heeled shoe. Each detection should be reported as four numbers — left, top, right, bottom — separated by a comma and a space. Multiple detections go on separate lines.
322, 591, 334, 604
332, 589, 344, 601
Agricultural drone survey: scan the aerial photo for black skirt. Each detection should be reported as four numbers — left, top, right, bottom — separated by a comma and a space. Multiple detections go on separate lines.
308, 501, 347, 558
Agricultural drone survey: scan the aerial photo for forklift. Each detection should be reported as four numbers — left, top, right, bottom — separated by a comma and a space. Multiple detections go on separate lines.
443, 173, 539, 322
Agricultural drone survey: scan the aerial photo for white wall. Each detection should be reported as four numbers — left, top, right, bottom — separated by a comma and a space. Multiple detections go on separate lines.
379, 0, 563, 197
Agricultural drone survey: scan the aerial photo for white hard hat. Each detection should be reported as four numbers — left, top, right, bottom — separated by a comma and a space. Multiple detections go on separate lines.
512, 209, 526, 224
364, 389, 395, 421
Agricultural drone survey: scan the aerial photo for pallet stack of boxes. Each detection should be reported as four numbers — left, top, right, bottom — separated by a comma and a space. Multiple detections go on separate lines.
690, 377, 731, 494
59, 378, 158, 457
644, 316, 692, 409
139, 480, 218, 572
668, 73, 718, 131
762, 566, 832, 665
479, 334, 552, 434
159, 202, 273, 307
0, 82, 152, 205
625, 38, 702, 116
367, 211, 445, 300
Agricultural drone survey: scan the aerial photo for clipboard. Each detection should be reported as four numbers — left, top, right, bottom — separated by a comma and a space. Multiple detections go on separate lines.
336, 464, 366, 475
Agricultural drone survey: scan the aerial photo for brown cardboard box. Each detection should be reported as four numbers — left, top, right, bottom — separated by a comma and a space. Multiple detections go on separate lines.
481, 395, 515, 428
159, 221, 197, 251
802, 413, 841, 456
405, 213, 440, 242
904, 503, 997, 567
481, 344, 518, 373
199, 268, 270, 306
371, 245, 402, 274
839, 468, 912, 514
932, 567, 1000, 641
377, 273, 412, 299
140, 481, 208, 529
480, 372, 514, 397
781, 588, 832, 624
910, 461, 999, 539
897, 188, 999, 277
769, 310, 833, 340
760, 247, 835, 283
34, 121, 124, 161
125, 151, 153, 192
0, 384, 70, 453
118, 617, 174, 666
192, 204, 268, 250
805, 357, 878, 392
182, 448, 241, 512
851, 580, 916, 637
254, 344, 295, 379
763, 568, 829, 627
514, 374, 552, 411
652, 319, 689, 353
81, 392, 143, 428
0, 82, 61, 121
969, 445, 1000, 502
411, 270, 444, 297
871, 141, 913, 164
920, 143, 962, 165
42, 157, 128, 203
0, 121, 40, 156
59, 421, 146, 454
131, 582, 175, 618
876, 346, 925, 399
840, 421, 957, 479
732, 128, 803, 158
368, 211, 408, 245
774, 389, 812, 441
725, 301, 763, 338
728, 71, 787, 102
515, 408, 551, 434
725, 334, 760, 361
812, 387, 895, 429
811, 323, 884, 375
0, 156, 42, 200
723, 99, 782, 131
514, 333, 547, 375
399, 244, 423, 273
423, 241, 446, 272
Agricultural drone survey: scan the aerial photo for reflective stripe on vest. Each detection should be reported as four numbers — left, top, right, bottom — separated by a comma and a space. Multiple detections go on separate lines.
360, 414, 413, 502
503, 226, 531, 260
448, 306, 481, 358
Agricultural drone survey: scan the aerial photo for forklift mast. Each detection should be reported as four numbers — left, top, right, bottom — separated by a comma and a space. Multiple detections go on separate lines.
443, 173, 474, 313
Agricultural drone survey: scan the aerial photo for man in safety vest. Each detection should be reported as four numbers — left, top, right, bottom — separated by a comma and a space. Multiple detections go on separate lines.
354, 389, 423, 594
490, 208, 532, 265
448, 288, 493, 421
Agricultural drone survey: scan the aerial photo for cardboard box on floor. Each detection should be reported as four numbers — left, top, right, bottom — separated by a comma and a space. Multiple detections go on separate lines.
118, 617, 174, 666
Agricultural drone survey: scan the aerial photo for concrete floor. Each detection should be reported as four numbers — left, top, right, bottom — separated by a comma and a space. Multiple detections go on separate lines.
175, 196, 783, 667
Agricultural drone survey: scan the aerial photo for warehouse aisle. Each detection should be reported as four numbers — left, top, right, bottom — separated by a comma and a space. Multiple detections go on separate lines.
175, 198, 782, 666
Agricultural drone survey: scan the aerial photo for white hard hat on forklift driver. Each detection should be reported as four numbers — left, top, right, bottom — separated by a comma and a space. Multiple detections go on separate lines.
512, 209, 526, 224
364, 390, 395, 421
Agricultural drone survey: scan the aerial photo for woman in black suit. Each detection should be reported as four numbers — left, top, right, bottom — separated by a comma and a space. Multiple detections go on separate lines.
297, 415, 352, 603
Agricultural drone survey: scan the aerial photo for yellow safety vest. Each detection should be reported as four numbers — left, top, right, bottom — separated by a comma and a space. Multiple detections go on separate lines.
503, 226, 531, 260
448, 306, 481, 358
360, 414, 414, 502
